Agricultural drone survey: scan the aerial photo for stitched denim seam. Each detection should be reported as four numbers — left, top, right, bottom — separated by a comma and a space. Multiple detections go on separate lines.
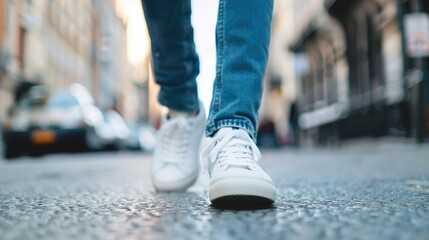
210, 0, 224, 119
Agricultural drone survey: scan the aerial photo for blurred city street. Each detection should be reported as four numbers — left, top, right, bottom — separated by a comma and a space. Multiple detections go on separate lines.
0, 139, 428, 240
1, 0, 429, 239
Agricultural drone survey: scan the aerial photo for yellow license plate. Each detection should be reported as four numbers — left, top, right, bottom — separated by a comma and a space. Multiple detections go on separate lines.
31, 130, 56, 144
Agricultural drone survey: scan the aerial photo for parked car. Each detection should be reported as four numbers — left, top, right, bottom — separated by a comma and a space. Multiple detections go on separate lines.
126, 122, 157, 152
98, 110, 129, 150
2, 84, 104, 159
138, 125, 157, 152
125, 122, 142, 151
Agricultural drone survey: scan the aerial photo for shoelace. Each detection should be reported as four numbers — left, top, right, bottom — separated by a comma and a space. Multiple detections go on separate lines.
201, 131, 261, 175
158, 117, 192, 163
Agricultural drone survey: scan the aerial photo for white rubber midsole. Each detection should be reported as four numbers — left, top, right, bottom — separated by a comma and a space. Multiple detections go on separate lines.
209, 178, 276, 201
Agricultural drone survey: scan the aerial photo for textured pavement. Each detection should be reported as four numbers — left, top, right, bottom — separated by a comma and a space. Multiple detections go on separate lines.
0, 140, 429, 240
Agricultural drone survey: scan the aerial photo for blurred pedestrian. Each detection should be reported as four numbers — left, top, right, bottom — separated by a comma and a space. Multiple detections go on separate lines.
141, 0, 276, 208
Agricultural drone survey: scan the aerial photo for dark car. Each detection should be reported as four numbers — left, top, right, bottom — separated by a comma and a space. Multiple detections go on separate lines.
2, 84, 104, 159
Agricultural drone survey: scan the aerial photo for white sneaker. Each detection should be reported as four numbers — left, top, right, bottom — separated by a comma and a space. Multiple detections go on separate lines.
152, 102, 205, 192
201, 128, 276, 206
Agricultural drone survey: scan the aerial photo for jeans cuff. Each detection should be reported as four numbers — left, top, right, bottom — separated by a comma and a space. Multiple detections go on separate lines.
205, 119, 257, 142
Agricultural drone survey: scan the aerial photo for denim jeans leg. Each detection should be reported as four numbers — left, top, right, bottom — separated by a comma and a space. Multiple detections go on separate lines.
205, 0, 274, 140
141, 0, 200, 112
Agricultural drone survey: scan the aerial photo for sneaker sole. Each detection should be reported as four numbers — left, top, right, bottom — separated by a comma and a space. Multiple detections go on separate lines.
209, 178, 276, 209
211, 195, 274, 210
153, 169, 199, 192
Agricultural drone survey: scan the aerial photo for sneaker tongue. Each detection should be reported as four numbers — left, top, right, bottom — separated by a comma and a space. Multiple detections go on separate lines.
215, 128, 234, 137
216, 128, 249, 140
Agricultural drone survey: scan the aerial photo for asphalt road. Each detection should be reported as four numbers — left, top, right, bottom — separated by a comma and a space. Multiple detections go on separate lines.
0, 140, 428, 240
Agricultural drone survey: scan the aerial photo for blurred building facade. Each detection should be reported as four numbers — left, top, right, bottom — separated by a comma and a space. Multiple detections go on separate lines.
0, 0, 141, 124
259, 0, 297, 147
269, 0, 429, 145
92, 0, 132, 113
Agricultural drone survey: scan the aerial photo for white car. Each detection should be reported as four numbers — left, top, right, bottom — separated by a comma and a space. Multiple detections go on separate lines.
98, 110, 130, 150
2, 84, 104, 159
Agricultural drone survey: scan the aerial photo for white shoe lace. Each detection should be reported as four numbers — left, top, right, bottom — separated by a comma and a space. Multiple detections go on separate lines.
201, 130, 261, 175
157, 117, 192, 164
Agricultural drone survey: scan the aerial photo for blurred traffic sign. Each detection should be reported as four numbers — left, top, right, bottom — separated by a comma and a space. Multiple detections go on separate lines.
404, 13, 429, 58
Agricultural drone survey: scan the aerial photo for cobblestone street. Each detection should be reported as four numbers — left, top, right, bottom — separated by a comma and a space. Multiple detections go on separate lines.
0, 140, 428, 240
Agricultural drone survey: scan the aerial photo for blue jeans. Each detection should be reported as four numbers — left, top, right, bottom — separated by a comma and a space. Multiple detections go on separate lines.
141, 0, 273, 140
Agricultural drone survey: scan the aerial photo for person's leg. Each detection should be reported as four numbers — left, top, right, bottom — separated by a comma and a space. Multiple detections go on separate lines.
141, 0, 199, 113
202, 0, 276, 208
141, 0, 205, 192
205, 0, 274, 140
